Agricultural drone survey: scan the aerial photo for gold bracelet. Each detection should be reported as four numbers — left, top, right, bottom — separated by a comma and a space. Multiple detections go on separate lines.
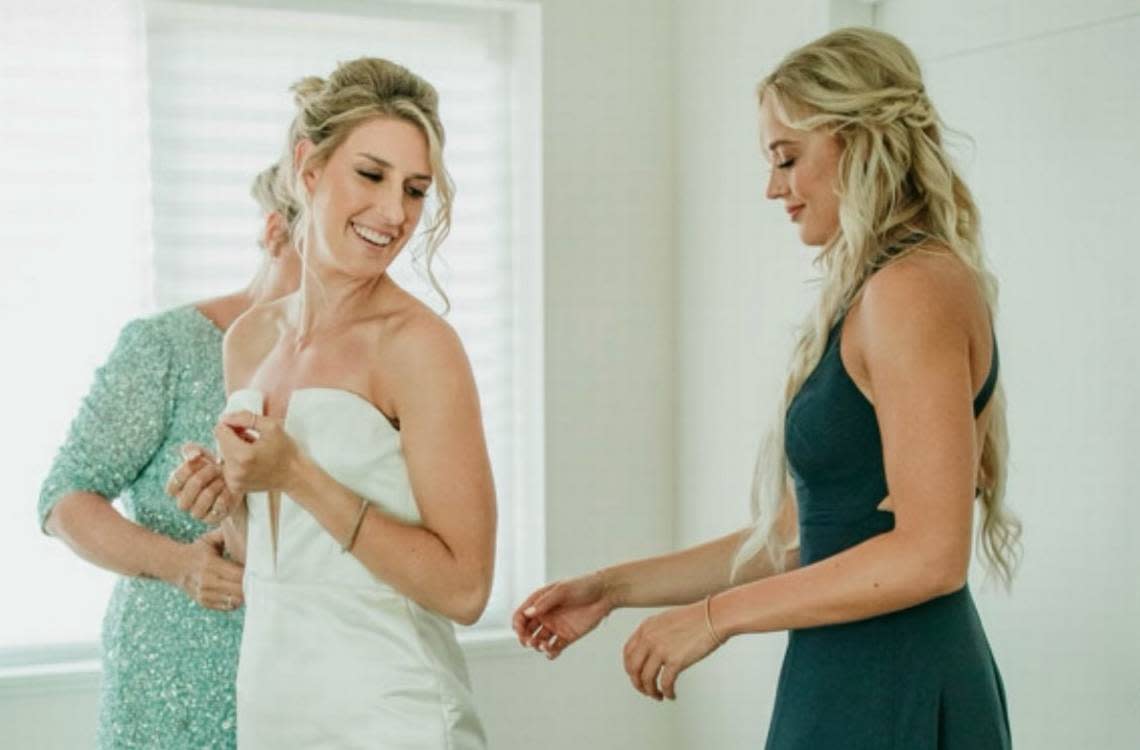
704, 594, 725, 647
341, 498, 369, 553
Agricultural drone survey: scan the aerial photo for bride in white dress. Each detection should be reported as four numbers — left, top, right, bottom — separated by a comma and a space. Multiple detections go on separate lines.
175, 58, 496, 748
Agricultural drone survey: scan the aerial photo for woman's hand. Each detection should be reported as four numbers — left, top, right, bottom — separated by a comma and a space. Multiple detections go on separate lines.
622, 601, 722, 701
213, 411, 300, 496
174, 528, 244, 611
166, 443, 237, 524
512, 571, 616, 659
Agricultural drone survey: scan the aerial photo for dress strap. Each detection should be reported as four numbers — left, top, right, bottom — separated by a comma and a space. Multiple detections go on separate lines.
972, 333, 999, 417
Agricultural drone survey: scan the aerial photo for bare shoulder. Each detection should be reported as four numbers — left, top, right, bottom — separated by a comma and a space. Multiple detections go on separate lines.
857, 247, 985, 338
384, 299, 469, 375
222, 296, 290, 390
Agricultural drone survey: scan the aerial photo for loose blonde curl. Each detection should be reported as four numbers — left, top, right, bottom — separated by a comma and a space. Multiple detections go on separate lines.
250, 161, 299, 227
286, 57, 455, 310
733, 28, 1021, 588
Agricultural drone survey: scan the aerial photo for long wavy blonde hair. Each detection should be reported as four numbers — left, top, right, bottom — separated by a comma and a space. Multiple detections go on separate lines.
285, 57, 455, 310
732, 28, 1021, 587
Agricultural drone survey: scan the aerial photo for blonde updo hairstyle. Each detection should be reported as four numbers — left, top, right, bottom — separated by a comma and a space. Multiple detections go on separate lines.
250, 162, 300, 228
287, 57, 454, 307
734, 28, 1021, 587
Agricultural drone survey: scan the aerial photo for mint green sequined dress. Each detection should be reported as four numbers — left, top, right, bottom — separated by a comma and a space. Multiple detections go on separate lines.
38, 306, 243, 750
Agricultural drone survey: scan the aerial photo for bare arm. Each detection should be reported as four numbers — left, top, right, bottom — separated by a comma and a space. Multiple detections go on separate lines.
47, 492, 190, 582
712, 259, 982, 637
47, 493, 244, 610
296, 321, 495, 624
218, 314, 496, 625
513, 494, 799, 658
604, 502, 800, 609
38, 317, 243, 610
618, 257, 990, 701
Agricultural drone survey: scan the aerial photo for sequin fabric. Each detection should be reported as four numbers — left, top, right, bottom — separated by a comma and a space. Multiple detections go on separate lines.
39, 306, 242, 750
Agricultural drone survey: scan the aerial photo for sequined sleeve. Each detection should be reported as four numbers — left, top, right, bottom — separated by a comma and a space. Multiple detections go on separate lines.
38, 318, 175, 532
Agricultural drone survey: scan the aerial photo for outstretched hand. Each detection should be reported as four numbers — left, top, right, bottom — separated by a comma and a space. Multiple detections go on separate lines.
512, 572, 616, 659
622, 602, 722, 701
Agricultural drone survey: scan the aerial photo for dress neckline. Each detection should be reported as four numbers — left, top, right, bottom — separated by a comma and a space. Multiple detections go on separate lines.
827, 314, 998, 417
187, 304, 227, 336
229, 386, 400, 434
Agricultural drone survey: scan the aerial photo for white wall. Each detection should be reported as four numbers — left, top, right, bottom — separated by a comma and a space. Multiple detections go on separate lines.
874, 2, 1140, 748
670, 1, 860, 746
0, 676, 99, 747
672, 0, 1140, 748
9, 1, 1140, 748
473, 0, 677, 747
0, 1, 678, 748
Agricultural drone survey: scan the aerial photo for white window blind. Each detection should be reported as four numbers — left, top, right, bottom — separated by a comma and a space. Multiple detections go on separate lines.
143, 0, 533, 630
0, 0, 154, 655
1, 0, 541, 661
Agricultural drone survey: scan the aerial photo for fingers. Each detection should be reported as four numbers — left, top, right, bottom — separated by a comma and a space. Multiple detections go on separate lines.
220, 410, 257, 429
519, 584, 568, 650
205, 487, 234, 525
213, 417, 278, 494
176, 463, 222, 515
180, 442, 214, 463
639, 653, 664, 701
214, 421, 245, 456
526, 583, 565, 618
545, 633, 571, 660
197, 534, 245, 583
166, 444, 217, 497
540, 632, 561, 660
215, 556, 245, 585
512, 583, 555, 644
214, 424, 250, 492
195, 578, 245, 611
624, 632, 650, 697
219, 410, 270, 443
659, 663, 679, 701
165, 462, 193, 497
190, 542, 245, 610
624, 628, 668, 701
188, 476, 226, 521
526, 622, 547, 650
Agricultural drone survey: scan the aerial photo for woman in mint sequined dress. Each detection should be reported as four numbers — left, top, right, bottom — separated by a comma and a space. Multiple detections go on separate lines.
38, 164, 300, 749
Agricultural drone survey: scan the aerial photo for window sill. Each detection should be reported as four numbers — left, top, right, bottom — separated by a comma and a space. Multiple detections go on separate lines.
0, 659, 101, 698
0, 629, 526, 697
457, 627, 532, 660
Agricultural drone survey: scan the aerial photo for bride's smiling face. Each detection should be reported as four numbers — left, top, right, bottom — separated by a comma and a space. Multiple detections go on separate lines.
298, 116, 433, 278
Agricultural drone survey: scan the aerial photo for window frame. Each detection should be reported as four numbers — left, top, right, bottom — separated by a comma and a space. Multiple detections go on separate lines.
0, 0, 544, 683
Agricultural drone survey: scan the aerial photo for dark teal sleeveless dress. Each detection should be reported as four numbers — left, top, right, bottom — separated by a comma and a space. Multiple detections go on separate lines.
766, 314, 1010, 749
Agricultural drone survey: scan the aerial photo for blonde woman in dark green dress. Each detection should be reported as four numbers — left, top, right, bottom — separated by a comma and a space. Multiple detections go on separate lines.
514, 28, 1020, 749
38, 163, 301, 749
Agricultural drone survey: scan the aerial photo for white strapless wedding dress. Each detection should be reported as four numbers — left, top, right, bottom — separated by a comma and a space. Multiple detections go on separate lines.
226, 387, 485, 750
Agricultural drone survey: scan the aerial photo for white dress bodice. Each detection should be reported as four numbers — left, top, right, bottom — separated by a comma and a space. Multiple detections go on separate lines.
226, 388, 484, 750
